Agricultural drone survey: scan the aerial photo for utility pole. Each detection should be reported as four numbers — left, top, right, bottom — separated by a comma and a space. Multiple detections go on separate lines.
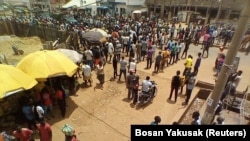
201, 0, 250, 125
205, 0, 213, 24
214, 0, 222, 22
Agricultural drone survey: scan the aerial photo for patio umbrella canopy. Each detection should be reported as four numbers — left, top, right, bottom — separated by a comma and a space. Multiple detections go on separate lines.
56, 48, 83, 63
16, 50, 78, 81
82, 31, 107, 44
90, 28, 109, 37
0, 64, 38, 99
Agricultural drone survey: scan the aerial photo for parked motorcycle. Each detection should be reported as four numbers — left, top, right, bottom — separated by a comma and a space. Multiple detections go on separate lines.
137, 81, 158, 105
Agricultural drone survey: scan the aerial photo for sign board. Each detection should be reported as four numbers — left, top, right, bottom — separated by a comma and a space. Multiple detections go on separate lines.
207, 98, 213, 106
232, 56, 240, 73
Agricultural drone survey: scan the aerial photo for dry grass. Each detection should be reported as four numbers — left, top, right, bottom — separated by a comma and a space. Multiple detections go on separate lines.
0, 35, 43, 65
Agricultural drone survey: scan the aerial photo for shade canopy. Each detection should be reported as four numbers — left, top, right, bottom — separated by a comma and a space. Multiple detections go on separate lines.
0, 64, 38, 99
56, 48, 83, 63
16, 50, 78, 81
82, 31, 107, 44
90, 28, 108, 37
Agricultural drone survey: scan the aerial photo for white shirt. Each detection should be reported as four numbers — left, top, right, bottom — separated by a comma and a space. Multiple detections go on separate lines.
141, 80, 152, 92
180, 42, 185, 49
82, 64, 91, 77
122, 36, 129, 44
32, 105, 44, 118
84, 50, 93, 60
212, 30, 218, 37
131, 44, 136, 52
129, 62, 136, 72
108, 42, 114, 53
177, 44, 182, 52
234, 75, 242, 88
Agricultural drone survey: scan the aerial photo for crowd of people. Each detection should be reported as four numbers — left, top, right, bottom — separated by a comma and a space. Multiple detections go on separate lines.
1, 9, 247, 140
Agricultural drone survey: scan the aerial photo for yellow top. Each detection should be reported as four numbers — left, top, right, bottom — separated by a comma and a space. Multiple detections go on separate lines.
185, 58, 192, 68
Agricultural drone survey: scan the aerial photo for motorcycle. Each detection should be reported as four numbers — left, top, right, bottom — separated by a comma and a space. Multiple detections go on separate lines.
137, 81, 158, 105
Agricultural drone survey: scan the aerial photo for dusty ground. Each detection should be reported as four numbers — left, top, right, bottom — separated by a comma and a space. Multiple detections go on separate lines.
0, 35, 43, 65
1, 35, 250, 141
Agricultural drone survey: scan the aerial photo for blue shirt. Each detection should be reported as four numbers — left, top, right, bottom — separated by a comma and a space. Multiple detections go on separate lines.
22, 105, 35, 120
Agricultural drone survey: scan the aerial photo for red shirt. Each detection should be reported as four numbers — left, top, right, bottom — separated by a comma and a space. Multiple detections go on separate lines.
55, 90, 63, 100
13, 128, 33, 141
37, 123, 52, 141
42, 93, 52, 106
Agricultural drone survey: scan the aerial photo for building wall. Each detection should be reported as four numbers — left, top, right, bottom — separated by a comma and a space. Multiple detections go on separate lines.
30, 0, 51, 11
145, 0, 244, 20
146, 0, 244, 10
107, 0, 146, 16
107, 0, 145, 5
4, 0, 31, 8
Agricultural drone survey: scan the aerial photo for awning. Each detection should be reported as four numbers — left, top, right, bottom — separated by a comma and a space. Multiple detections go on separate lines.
97, 6, 108, 9
62, 0, 96, 8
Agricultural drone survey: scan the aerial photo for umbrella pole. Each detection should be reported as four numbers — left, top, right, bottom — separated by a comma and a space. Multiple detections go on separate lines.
49, 78, 53, 88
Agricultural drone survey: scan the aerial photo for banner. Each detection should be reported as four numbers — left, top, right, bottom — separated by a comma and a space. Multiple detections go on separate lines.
131, 125, 250, 140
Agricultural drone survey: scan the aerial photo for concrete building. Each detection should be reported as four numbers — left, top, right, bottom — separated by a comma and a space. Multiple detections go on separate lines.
107, 0, 146, 17
30, 0, 52, 11
145, 0, 244, 21
3, 0, 31, 8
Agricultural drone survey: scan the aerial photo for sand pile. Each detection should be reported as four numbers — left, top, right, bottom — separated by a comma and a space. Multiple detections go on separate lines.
0, 35, 43, 65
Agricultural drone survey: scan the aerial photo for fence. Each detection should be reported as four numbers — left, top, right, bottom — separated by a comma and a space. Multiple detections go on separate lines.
0, 20, 78, 46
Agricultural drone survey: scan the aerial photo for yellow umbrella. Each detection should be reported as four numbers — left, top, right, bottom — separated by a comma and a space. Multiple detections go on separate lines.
0, 64, 38, 99
16, 50, 78, 81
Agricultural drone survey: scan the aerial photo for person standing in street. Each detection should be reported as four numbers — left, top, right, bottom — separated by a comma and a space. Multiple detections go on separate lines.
191, 111, 201, 125
146, 46, 154, 69
55, 87, 66, 118
114, 40, 122, 61
183, 55, 193, 76
182, 72, 196, 106
118, 56, 127, 81
168, 42, 177, 65
154, 51, 162, 73
168, 70, 181, 102
107, 41, 114, 63
112, 56, 118, 79
128, 58, 137, 73
161, 47, 170, 71
181, 37, 191, 59
82, 61, 92, 87
193, 52, 202, 76
150, 116, 161, 125
36, 119, 52, 141
136, 41, 142, 63
13, 125, 34, 141
84, 47, 93, 70
132, 75, 140, 105
126, 71, 136, 100
95, 61, 105, 89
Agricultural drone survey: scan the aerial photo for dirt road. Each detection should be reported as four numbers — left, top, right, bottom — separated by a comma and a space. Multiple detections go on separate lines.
1, 35, 249, 141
